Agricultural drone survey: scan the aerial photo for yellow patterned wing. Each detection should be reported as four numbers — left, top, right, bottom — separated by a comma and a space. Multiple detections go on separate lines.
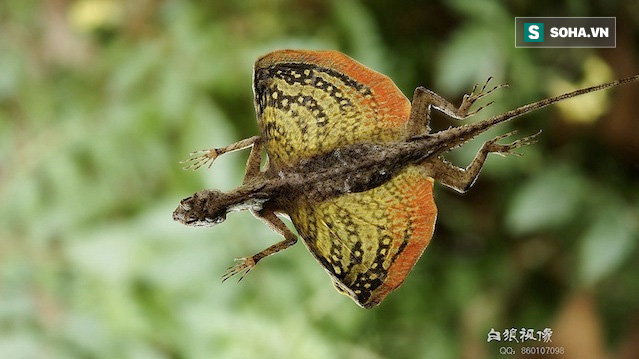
253, 50, 412, 168
289, 166, 437, 308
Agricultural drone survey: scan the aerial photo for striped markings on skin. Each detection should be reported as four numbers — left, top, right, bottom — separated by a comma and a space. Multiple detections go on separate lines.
175, 49, 638, 308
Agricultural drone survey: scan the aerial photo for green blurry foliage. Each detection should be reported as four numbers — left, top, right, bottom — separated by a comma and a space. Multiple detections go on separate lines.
1, 0, 638, 358
507, 166, 587, 234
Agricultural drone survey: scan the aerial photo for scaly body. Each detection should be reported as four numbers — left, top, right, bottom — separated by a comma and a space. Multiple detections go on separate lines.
173, 49, 638, 308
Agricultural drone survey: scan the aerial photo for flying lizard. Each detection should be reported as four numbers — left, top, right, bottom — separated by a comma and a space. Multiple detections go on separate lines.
173, 49, 638, 308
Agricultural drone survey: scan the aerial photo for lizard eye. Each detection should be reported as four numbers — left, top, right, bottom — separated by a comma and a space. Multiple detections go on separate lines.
179, 198, 192, 211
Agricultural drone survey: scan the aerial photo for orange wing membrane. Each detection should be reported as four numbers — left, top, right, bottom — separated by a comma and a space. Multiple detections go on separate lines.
289, 166, 437, 308
253, 49, 412, 168
177, 49, 639, 308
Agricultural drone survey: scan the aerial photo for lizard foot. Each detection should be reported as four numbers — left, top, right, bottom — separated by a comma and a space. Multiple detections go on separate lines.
459, 77, 509, 117
221, 256, 257, 283
484, 130, 542, 156
180, 149, 219, 170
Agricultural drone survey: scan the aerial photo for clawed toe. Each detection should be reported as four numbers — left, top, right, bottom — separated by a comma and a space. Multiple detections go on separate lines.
490, 130, 519, 143
466, 101, 495, 117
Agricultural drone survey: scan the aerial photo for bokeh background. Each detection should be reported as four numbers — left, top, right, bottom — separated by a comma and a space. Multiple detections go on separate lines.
1, 1, 638, 358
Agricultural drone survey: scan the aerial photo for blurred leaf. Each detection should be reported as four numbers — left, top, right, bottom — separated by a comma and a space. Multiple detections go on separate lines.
579, 207, 637, 286
549, 56, 615, 124
67, 231, 140, 283
446, 0, 509, 20
506, 166, 586, 235
69, 0, 124, 33
0, 334, 46, 359
331, 0, 388, 74
434, 24, 506, 95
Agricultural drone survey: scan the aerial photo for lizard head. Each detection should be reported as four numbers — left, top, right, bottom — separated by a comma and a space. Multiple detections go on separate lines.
173, 189, 229, 227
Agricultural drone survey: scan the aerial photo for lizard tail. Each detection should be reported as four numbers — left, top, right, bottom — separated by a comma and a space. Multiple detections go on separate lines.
417, 74, 639, 154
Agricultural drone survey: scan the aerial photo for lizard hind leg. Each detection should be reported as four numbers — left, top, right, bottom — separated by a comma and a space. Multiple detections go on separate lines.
407, 77, 509, 136
423, 130, 541, 193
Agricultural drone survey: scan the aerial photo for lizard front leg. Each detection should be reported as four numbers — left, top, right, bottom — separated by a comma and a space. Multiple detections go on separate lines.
423, 130, 541, 193
408, 77, 508, 135
221, 209, 298, 282
181, 135, 261, 170
243, 137, 264, 183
